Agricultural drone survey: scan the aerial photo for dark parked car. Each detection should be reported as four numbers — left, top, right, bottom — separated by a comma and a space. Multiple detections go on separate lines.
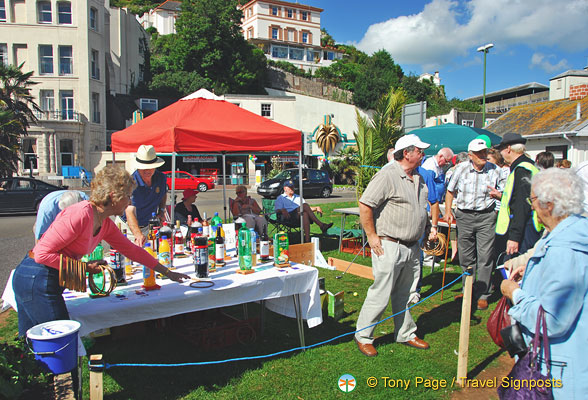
0, 177, 67, 214
257, 168, 332, 199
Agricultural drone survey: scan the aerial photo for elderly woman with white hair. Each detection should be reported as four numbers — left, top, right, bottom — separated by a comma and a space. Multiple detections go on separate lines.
501, 168, 588, 399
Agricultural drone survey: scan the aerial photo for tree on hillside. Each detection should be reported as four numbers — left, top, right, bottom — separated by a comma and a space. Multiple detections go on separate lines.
0, 64, 40, 177
352, 50, 403, 110
149, 0, 267, 96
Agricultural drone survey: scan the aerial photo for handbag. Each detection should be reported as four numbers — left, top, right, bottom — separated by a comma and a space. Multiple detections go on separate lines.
487, 296, 511, 348
497, 306, 553, 400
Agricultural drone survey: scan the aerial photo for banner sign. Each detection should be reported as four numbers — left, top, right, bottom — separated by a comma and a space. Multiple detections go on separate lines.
183, 156, 217, 163
279, 156, 299, 163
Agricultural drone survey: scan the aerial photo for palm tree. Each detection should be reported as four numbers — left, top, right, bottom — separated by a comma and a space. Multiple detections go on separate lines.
330, 146, 359, 184
0, 63, 40, 177
354, 87, 407, 198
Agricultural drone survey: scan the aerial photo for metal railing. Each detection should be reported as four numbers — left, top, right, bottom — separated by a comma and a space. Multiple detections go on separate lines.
33, 109, 81, 122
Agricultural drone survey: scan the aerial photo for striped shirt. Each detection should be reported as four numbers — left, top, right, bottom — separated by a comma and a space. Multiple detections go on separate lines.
360, 161, 429, 242
447, 161, 506, 211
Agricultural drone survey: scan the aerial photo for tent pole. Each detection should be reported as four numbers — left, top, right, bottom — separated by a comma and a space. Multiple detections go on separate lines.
299, 151, 304, 243
222, 153, 227, 222
171, 152, 176, 224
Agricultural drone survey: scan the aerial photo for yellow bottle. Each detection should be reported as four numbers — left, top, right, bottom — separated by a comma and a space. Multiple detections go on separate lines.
142, 243, 160, 290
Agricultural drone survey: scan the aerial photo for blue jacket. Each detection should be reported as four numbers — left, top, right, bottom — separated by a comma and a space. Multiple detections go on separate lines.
510, 214, 588, 399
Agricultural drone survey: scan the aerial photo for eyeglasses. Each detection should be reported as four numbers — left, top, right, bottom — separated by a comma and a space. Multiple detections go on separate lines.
414, 148, 425, 155
236, 191, 245, 194
526, 195, 537, 206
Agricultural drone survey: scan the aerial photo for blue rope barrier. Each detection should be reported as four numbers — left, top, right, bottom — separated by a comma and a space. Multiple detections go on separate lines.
360, 165, 381, 169
98, 270, 470, 370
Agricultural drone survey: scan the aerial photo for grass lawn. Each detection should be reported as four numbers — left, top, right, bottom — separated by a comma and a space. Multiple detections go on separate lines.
0, 200, 507, 399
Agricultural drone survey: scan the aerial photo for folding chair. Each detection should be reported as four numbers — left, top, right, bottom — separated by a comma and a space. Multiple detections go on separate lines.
261, 198, 300, 236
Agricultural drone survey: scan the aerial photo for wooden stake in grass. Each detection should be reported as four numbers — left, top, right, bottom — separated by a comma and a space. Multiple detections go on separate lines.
89, 354, 104, 400
456, 267, 473, 386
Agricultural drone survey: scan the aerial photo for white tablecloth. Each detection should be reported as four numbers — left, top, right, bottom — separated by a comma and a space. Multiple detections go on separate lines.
2, 257, 323, 340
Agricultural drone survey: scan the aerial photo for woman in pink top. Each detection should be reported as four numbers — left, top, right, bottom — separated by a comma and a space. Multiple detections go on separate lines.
12, 166, 189, 336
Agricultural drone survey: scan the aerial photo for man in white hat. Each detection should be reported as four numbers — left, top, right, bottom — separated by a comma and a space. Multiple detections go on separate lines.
117, 145, 167, 246
355, 134, 435, 357
445, 138, 506, 310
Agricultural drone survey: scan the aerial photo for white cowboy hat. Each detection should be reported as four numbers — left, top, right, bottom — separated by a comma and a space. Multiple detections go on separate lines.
135, 145, 165, 169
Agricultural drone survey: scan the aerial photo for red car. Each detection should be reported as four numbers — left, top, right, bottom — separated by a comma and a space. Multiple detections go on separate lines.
163, 171, 215, 192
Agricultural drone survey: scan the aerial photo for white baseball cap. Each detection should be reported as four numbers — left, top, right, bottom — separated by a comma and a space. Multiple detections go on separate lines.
468, 139, 488, 152
395, 134, 430, 152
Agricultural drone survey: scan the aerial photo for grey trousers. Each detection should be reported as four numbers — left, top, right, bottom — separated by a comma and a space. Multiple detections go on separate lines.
114, 216, 149, 244
355, 240, 420, 344
455, 209, 497, 300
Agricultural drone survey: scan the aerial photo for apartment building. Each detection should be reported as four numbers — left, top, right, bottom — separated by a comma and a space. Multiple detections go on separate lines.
0, 0, 147, 177
240, 0, 343, 73
137, 0, 180, 35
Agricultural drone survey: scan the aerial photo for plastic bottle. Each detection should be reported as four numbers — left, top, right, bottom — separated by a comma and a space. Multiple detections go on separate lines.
142, 243, 160, 290
214, 226, 225, 267
260, 231, 270, 262
159, 222, 173, 262
238, 225, 252, 270
148, 212, 160, 232
211, 212, 222, 227
89, 242, 104, 261
193, 235, 209, 278
158, 235, 172, 271
174, 220, 184, 256
249, 228, 257, 266
202, 212, 210, 237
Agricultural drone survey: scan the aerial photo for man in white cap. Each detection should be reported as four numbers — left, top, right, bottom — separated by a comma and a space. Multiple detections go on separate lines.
117, 145, 167, 246
355, 134, 435, 357
445, 138, 506, 310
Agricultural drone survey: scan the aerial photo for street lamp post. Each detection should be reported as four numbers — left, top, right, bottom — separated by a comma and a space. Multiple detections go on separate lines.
477, 43, 494, 127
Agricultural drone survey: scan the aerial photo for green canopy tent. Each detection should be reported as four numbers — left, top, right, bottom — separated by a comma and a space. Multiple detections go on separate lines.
408, 123, 502, 155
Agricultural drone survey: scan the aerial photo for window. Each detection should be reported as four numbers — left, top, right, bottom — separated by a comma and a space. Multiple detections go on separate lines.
57, 2, 71, 24
306, 49, 315, 62
302, 32, 308, 43
39, 45, 53, 74
0, 0, 6, 22
40, 90, 54, 112
247, 27, 253, 39
461, 120, 474, 127
38, 1, 52, 23
89, 7, 97, 30
60, 139, 73, 166
91, 92, 100, 123
287, 29, 294, 41
22, 139, 38, 171
60, 90, 74, 120
139, 98, 158, 111
0, 44, 7, 65
323, 51, 335, 60
271, 46, 287, 59
91, 49, 99, 79
261, 103, 272, 118
247, 8, 251, 18
271, 28, 278, 40
287, 8, 293, 18
289, 47, 303, 60
301, 11, 308, 21
58, 46, 72, 75
271, 6, 278, 16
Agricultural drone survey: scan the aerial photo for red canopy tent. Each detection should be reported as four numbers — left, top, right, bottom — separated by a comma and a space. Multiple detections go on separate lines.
111, 89, 305, 238
111, 89, 301, 153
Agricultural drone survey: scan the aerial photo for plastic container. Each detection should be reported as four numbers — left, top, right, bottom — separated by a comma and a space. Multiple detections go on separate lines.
26, 320, 81, 374
143, 243, 160, 290
238, 226, 252, 270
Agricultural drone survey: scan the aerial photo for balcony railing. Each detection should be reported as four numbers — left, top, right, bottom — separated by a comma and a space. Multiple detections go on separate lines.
33, 109, 81, 122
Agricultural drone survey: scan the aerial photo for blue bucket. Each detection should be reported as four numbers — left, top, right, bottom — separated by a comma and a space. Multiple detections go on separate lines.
26, 320, 81, 374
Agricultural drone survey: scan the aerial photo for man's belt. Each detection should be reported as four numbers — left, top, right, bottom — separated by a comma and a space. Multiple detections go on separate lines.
457, 205, 495, 214
379, 236, 417, 248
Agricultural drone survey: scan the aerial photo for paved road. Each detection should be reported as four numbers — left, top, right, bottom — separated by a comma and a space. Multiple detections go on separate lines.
0, 187, 357, 296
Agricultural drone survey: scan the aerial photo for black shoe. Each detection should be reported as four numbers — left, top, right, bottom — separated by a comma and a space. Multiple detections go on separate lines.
321, 222, 333, 233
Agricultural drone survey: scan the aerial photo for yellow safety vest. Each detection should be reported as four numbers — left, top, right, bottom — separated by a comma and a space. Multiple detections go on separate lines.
496, 161, 541, 235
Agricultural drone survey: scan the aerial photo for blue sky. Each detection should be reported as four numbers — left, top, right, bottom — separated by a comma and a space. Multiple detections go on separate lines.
300, 0, 588, 100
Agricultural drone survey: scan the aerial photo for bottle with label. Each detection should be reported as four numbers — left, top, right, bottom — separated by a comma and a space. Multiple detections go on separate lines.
238, 225, 252, 270
120, 230, 133, 277
89, 242, 104, 261
207, 235, 216, 272
159, 222, 173, 262
158, 235, 172, 272
273, 231, 290, 266
202, 212, 210, 237
174, 220, 184, 256
214, 226, 225, 267
142, 243, 160, 290
211, 212, 222, 228
109, 249, 126, 284
249, 228, 257, 266
259, 231, 270, 262
148, 212, 160, 232
193, 235, 209, 278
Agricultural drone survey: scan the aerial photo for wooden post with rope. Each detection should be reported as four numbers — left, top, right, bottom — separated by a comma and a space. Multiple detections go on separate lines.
89, 354, 104, 400
456, 267, 474, 386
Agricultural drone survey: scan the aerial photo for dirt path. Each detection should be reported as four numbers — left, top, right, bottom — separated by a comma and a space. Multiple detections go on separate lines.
450, 352, 514, 400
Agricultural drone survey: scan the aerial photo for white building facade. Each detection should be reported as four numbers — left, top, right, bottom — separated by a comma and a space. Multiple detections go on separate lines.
0, 0, 148, 177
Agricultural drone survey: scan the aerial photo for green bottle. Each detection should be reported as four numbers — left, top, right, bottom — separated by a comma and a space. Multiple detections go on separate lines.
238, 225, 252, 270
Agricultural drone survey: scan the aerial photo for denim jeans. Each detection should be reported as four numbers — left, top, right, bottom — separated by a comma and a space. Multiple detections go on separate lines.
12, 255, 69, 336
